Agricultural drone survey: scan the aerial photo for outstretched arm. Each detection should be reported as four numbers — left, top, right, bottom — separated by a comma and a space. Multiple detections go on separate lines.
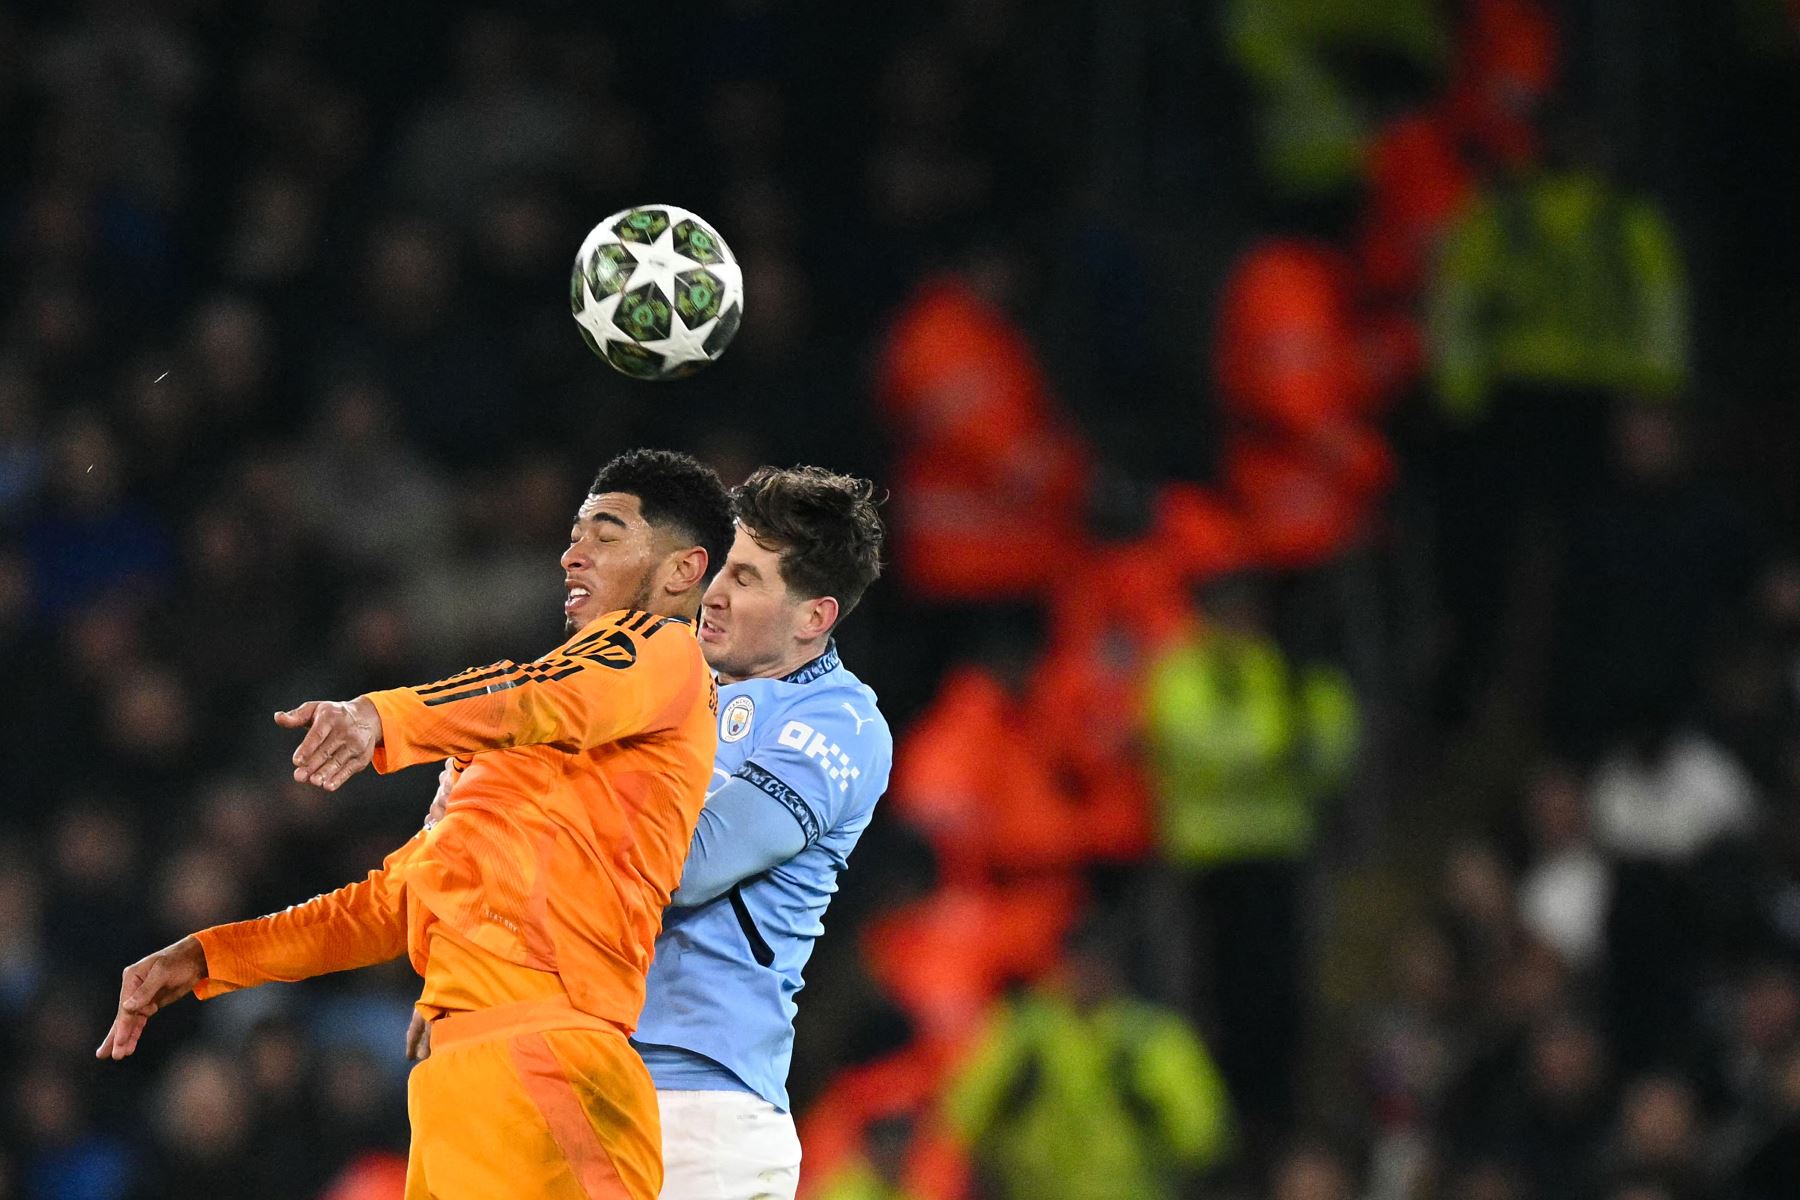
97, 835, 419, 1061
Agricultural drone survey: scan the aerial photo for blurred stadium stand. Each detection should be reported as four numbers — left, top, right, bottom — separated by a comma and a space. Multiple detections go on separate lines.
4, 0, 1800, 1197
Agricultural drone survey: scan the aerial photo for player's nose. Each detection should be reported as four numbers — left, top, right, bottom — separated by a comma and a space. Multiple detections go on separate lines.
560, 542, 585, 571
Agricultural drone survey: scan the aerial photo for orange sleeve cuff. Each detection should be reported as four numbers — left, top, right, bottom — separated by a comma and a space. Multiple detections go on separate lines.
192, 925, 258, 999
365, 688, 424, 774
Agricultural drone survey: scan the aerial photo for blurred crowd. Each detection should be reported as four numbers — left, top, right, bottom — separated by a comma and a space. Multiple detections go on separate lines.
4, 0, 1800, 1199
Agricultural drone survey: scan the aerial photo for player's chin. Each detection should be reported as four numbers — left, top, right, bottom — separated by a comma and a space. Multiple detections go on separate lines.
697, 628, 734, 666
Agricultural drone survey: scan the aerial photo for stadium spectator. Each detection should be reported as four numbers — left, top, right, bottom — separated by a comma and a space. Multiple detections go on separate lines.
1594, 1074, 1707, 1197
942, 919, 1231, 1200
1548, 403, 1758, 760
1360, 920, 1463, 1137
1428, 154, 1689, 426
1492, 1012, 1614, 1199
388, 11, 579, 230
1356, 0, 1560, 301
1514, 763, 1611, 970
0, 355, 45, 520
1144, 573, 1359, 1142
1225, 0, 1446, 198
24, 412, 173, 623
875, 252, 1091, 607
1734, 1043, 1800, 1199
1269, 1140, 1360, 1200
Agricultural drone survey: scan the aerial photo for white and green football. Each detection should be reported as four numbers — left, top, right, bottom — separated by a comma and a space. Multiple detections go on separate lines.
570, 204, 745, 380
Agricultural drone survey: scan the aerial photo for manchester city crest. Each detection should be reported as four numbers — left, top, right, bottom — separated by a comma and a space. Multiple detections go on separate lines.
720, 695, 755, 743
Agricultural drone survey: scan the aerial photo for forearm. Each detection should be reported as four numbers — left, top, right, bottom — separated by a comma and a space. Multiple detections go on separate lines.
670, 777, 809, 907
193, 859, 410, 997
365, 643, 684, 772
364, 679, 543, 771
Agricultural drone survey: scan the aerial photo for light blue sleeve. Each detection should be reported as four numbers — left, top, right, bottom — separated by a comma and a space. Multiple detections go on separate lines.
730, 696, 885, 843
669, 776, 809, 908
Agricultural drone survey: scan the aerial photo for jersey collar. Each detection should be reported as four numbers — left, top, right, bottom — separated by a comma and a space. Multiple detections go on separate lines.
609, 609, 694, 631
780, 640, 841, 685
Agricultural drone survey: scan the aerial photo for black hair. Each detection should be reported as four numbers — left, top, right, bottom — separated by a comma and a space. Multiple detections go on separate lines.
732, 465, 885, 622
590, 449, 734, 582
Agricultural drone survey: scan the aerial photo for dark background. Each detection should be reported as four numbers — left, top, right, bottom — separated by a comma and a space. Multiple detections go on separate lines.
4, 0, 1800, 1197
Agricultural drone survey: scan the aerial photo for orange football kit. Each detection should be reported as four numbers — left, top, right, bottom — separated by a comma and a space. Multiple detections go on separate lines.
191, 610, 718, 1200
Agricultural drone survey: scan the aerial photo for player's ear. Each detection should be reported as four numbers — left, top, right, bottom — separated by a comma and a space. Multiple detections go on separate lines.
662, 544, 710, 597
797, 594, 839, 640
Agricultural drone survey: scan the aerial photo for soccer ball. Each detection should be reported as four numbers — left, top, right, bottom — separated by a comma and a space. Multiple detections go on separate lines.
570, 205, 745, 380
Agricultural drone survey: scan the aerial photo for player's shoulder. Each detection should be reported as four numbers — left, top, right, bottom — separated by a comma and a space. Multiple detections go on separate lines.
772, 676, 885, 737
732, 651, 888, 751
562, 610, 704, 674
775, 644, 883, 721
816, 671, 889, 749
778, 672, 892, 790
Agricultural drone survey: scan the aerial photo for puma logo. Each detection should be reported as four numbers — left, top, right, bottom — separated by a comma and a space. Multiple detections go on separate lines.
841, 703, 874, 735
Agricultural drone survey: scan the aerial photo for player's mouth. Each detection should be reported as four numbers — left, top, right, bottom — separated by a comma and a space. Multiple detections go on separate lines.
564, 583, 592, 615
699, 616, 725, 643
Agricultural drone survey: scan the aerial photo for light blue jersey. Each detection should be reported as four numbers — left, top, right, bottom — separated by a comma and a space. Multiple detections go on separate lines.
633, 642, 891, 1111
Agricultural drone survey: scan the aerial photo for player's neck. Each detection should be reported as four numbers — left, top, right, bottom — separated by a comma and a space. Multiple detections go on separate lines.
636, 593, 702, 623
724, 639, 830, 685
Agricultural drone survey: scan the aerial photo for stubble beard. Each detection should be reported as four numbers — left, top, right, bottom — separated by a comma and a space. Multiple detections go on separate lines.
626, 561, 660, 616
563, 564, 661, 635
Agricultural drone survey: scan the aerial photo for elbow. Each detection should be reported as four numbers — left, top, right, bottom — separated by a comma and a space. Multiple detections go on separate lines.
670, 879, 723, 909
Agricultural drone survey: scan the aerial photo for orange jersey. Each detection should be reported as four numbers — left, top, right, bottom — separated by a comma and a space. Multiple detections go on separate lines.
195, 609, 718, 1031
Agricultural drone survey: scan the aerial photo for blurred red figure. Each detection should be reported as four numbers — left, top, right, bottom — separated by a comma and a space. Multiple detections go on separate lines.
890, 666, 1094, 881
859, 879, 1082, 1062
877, 272, 1090, 603
1217, 240, 1383, 430
1213, 240, 1398, 568
1029, 524, 1230, 864
876, 657, 1087, 1055
798, 1052, 970, 1200
1035, 476, 1260, 859
320, 1152, 410, 1200
1026, 643, 1156, 863
1358, 0, 1560, 299
1155, 482, 1250, 581
1223, 426, 1395, 569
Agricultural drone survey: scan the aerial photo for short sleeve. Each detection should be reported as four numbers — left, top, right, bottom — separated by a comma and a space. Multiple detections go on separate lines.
732, 695, 888, 845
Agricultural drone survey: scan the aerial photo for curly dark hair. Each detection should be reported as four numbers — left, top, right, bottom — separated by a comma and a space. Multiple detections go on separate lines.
733, 465, 885, 623
590, 449, 735, 582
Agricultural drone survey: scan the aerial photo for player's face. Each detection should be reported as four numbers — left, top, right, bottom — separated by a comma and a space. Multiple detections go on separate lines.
561, 492, 661, 630
698, 525, 805, 682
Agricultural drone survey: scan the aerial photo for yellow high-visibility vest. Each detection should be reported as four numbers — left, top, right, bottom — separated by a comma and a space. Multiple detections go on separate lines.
1144, 629, 1359, 865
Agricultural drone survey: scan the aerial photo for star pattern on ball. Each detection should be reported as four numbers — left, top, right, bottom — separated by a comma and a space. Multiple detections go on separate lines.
571, 206, 744, 377
638, 309, 721, 368
620, 227, 691, 302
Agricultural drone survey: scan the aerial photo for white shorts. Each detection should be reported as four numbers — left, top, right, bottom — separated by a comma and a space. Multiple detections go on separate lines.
657, 1088, 802, 1200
